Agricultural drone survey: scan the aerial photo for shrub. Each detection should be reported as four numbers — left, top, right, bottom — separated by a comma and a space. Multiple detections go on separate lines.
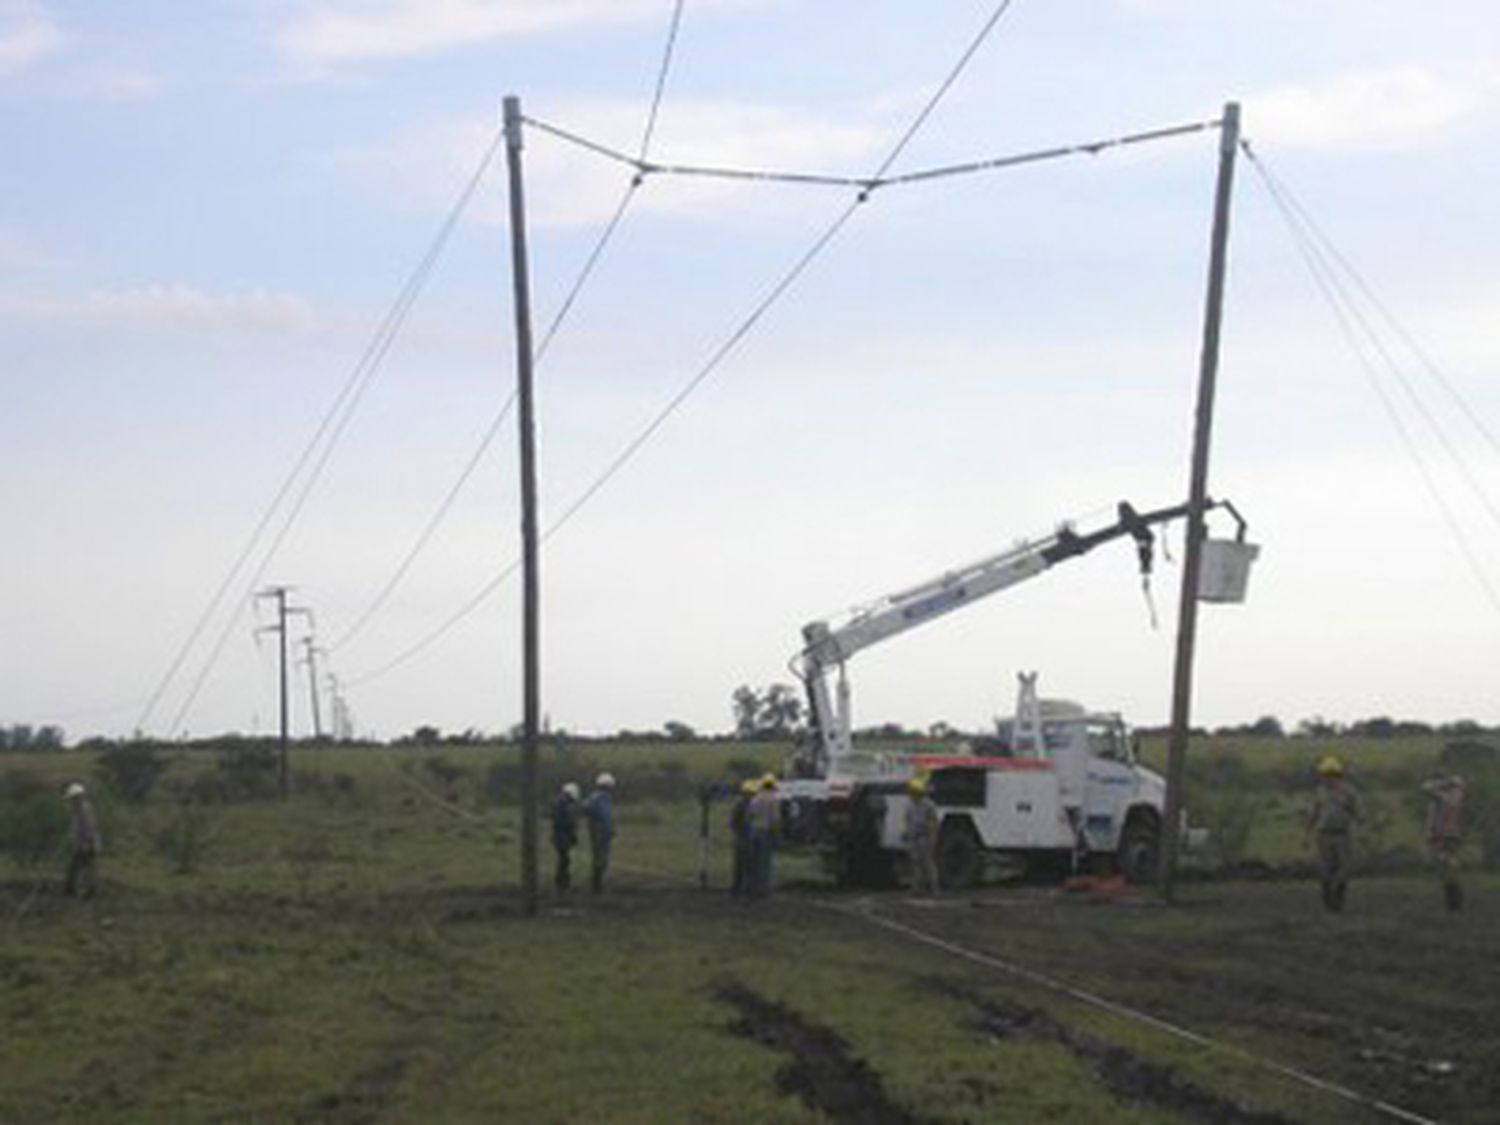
217, 745, 280, 802
1198, 788, 1261, 868
94, 743, 168, 804
0, 771, 66, 867
152, 803, 212, 874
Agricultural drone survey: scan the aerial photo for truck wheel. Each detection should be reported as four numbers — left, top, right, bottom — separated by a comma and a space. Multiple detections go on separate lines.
1117, 815, 1159, 884
938, 820, 982, 889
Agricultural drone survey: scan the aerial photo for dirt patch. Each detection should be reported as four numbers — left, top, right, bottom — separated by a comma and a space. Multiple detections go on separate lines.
937, 981, 1295, 1124
716, 981, 923, 1124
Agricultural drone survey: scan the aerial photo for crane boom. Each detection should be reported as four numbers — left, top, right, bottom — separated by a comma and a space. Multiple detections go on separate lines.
794, 498, 1245, 775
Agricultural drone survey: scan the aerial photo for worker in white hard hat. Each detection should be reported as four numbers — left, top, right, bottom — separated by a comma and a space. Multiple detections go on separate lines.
1421, 767, 1466, 912
62, 782, 102, 898
903, 775, 940, 896
1305, 755, 1361, 912
582, 772, 616, 894
551, 781, 581, 894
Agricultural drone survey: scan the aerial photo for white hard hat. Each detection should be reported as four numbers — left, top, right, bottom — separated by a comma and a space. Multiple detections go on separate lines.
64, 782, 85, 799
562, 782, 580, 799
595, 772, 615, 789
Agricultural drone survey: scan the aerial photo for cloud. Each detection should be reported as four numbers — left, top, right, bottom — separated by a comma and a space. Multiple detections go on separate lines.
0, 0, 61, 76
0, 284, 346, 336
1245, 63, 1499, 149
340, 97, 889, 229
0, 282, 503, 352
66, 65, 164, 102
0, 228, 64, 272
278, 0, 750, 68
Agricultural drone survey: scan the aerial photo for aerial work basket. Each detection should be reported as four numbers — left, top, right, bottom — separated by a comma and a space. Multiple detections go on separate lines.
1197, 539, 1259, 604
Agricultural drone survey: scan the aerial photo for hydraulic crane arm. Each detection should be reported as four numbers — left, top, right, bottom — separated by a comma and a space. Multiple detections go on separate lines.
793, 498, 1245, 775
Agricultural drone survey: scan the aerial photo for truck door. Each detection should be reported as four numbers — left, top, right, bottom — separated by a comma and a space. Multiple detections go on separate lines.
1081, 719, 1135, 850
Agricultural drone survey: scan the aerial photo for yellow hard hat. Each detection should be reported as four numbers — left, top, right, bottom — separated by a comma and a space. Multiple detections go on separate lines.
1317, 755, 1344, 777
740, 778, 759, 796
760, 773, 778, 790
907, 774, 928, 793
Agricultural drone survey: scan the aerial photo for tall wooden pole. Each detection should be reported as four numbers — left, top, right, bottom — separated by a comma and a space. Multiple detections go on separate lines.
1159, 102, 1240, 902
504, 95, 541, 916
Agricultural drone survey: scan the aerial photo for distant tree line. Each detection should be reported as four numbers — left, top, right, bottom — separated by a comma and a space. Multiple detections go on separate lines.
0, 724, 67, 751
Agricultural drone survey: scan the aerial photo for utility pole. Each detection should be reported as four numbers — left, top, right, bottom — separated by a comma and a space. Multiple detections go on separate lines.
255, 587, 312, 800
300, 638, 324, 741
504, 94, 542, 916
1160, 101, 1241, 902
325, 673, 345, 741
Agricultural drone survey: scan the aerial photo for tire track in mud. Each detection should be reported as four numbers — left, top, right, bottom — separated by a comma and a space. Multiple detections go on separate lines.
715, 981, 925, 1124
936, 980, 1296, 1124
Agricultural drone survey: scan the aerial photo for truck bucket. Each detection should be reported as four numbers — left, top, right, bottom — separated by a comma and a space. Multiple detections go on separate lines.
1197, 539, 1259, 603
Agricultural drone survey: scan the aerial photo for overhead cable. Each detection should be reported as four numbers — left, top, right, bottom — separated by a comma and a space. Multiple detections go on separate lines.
155, 121, 507, 736
1246, 144, 1500, 462
1244, 143, 1500, 614
346, 0, 1022, 688
1244, 143, 1500, 538
524, 115, 1220, 192
330, 0, 686, 656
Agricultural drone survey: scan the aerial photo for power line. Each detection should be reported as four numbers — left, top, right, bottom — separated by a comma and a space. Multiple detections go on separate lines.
155, 120, 507, 736
345, 0, 1023, 689
1243, 143, 1500, 614
1251, 147, 1500, 463
1244, 143, 1500, 537
331, 0, 686, 658
637, 0, 686, 162
522, 116, 1220, 192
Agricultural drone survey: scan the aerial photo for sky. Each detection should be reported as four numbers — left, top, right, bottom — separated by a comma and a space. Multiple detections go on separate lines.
2, 0, 1498, 742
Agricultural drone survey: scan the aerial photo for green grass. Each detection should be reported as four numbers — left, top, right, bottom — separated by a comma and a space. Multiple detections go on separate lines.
4, 741, 1497, 1123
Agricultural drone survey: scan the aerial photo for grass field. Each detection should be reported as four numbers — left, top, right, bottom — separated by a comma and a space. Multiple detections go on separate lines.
3, 739, 1496, 1123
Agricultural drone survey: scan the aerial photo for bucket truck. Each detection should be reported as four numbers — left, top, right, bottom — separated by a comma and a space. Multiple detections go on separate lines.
775, 499, 1253, 887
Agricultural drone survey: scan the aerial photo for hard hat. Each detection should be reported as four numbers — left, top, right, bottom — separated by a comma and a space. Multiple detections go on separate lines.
562, 782, 580, 800
740, 778, 759, 796
595, 772, 616, 789
760, 774, 778, 790
1317, 755, 1344, 778
64, 782, 85, 799
906, 775, 928, 793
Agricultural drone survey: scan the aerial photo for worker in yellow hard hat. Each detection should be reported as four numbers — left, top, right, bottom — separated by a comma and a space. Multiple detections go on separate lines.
747, 775, 780, 899
1306, 755, 1361, 912
729, 778, 758, 898
904, 774, 940, 896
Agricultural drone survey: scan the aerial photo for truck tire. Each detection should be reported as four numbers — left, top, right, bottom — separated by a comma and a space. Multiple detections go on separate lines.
937, 819, 982, 889
1117, 813, 1159, 884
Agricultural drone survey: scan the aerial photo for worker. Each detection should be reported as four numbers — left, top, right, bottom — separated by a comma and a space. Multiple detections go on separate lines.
729, 778, 758, 897
62, 782, 102, 899
1420, 768, 1466, 912
582, 772, 616, 894
551, 781, 580, 893
903, 774, 940, 896
746, 774, 780, 899
1305, 755, 1361, 912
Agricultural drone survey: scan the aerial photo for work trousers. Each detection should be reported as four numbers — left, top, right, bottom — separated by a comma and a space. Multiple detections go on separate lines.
590, 838, 611, 893
748, 830, 775, 899
554, 846, 573, 892
910, 838, 939, 895
1316, 829, 1351, 910
65, 849, 97, 898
